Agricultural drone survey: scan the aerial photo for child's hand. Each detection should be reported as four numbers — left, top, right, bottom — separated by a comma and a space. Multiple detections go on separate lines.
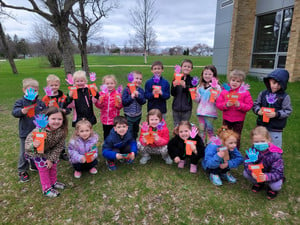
258, 173, 266, 182
153, 132, 159, 141
226, 101, 233, 107
180, 80, 186, 88
21, 107, 30, 114
33, 140, 41, 148
131, 92, 135, 99
80, 156, 86, 163
217, 151, 225, 158
265, 111, 276, 118
129, 152, 135, 160
69, 91, 73, 98
116, 153, 123, 160
46, 160, 53, 169
257, 109, 263, 116
173, 80, 179, 87
174, 157, 180, 163
220, 161, 228, 169
191, 143, 197, 154
234, 100, 240, 107
134, 90, 139, 97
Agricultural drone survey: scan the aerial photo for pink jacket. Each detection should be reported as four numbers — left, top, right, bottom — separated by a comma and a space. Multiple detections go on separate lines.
139, 120, 169, 147
95, 89, 123, 125
216, 86, 253, 122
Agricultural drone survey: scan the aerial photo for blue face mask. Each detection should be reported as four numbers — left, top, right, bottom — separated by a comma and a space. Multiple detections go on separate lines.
254, 142, 269, 151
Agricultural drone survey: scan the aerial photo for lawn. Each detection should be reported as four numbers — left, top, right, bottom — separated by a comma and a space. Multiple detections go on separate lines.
0, 55, 299, 224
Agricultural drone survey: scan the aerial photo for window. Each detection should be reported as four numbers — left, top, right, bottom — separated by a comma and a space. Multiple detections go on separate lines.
251, 8, 293, 69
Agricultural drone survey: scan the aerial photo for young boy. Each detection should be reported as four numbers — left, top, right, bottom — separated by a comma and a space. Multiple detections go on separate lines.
122, 71, 146, 139
144, 61, 170, 119
12, 78, 46, 182
42, 74, 70, 160
252, 69, 292, 148
102, 116, 137, 171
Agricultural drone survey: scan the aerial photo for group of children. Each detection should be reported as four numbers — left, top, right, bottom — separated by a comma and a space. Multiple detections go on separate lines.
12, 60, 292, 200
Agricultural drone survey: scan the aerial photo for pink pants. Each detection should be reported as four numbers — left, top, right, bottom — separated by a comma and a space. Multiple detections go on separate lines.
35, 162, 57, 192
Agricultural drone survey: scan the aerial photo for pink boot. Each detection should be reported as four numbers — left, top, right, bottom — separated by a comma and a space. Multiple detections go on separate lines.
190, 164, 197, 173
178, 160, 185, 168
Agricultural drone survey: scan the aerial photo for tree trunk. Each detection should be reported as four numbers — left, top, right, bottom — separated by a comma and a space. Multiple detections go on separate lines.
144, 49, 147, 64
0, 23, 18, 74
80, 28, 89, 73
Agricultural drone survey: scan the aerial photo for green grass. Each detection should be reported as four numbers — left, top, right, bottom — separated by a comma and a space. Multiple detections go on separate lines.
0, 55, 299, 224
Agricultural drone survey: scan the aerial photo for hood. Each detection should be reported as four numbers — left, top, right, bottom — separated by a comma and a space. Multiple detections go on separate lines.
263, 69, 289, 92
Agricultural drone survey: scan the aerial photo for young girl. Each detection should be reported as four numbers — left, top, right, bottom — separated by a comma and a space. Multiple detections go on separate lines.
171, 59, 196, 126
138, 109, 172, 165
25, 107, 68, 197
195, 65, 221, 144
168, 121, 205, 173
68, 119, 99, 178
216, 69, 253, 149
243, 126, 284, 200
68, 70, 99, 127
95, 75, 123, 140
202, 126, 243, 186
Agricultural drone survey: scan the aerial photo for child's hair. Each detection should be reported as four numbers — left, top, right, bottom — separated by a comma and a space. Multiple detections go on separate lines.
217, 125, 239, 143
22, 78, 39, 89
102, 74, 117, 84
147, 109, 162, 123
43, 107, 68, 138
228, 69, 246, 82
73, 70, 87, 82
46, 74, 60, 83
132, 70, 142, 76
173, 120, 192, 136
181, 59, 193, 69
74, 118, 93, 138
200, 65, 218, 86
151, 61, 164, 70
114, 116, 128, 126
250, 126, 271, 142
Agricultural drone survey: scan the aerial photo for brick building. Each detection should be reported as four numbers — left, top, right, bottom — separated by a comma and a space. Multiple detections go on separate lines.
213, 0, 300, 81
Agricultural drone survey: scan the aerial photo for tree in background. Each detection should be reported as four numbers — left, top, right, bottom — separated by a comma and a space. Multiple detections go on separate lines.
129, 0, 158, 64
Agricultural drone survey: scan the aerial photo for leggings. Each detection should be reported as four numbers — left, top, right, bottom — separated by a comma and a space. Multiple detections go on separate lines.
198, 116, 215, 143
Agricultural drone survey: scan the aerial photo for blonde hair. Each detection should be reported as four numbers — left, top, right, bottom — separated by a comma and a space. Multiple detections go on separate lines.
132, 71, 142, 76
147, 109, 162, 123
46, 74, 60, 84
74, 119, 93, 138
228, 69, 246, 82
22, 78, 39, 89
173, 121, 192, 136
73, 70, 87, 82
102, 74, 117, 84
217, 125, 239, 144
251, 126, 271, 142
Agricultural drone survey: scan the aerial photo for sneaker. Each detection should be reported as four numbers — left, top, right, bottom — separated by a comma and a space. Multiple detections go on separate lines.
44, 188, 60, 198
140, 155, 151, 165
74, 171, 82, 179
53, 181, 66, 190
178, 160, 185, 169
19, 171, 30, 182
89, 167, 98, 175
164, 156, 173, 165
266, 187, 278, 200
190, 164, 198, 173
60, 153, 69, 161
209, 173, 222, 186
251, 183, 265, 193
29, 165, 38, 172
220, 171, 237, 183
106, 160, 117, 171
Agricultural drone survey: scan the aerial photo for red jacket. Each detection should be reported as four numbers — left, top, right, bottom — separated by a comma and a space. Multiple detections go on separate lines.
139, 120, 169, 147
95, 89, 123, 125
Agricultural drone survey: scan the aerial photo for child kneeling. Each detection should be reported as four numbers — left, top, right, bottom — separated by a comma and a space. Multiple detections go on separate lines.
202, 126, 243, 186
102, 116, 137, 171
68, 119, 99, 178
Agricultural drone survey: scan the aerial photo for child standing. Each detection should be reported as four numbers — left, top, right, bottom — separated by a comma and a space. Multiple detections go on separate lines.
12, 78, 46, 182
195, 65, 221, 143
171, 59, 196, 126
138, 109, 172, 165
25, 107, 68, 197
95, 75, 123, 140
42, 74, 70, 160
68, 119, 99, 178
216, 69, 253, 149
243, 126, 284, 200
252, 69, 292, 148
102, 116, 137, 171
144, 61, 170, 119
168, 121, 205, 173
202, 126, 244, 186
122, 71, 146, 139
68, 70, 99, 127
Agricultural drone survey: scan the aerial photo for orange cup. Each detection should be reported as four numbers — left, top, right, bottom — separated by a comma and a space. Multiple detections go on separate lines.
33, 131, 47, 153
68, 86, 78, 99
189, 88, 197, 100
261, 107, 275, 123
184, 140, 197, 155
152, 85, 161, 98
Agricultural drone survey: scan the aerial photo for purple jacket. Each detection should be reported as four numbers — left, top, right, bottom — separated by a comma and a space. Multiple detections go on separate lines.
244, 143, 284, 182
68, 133, 99, 164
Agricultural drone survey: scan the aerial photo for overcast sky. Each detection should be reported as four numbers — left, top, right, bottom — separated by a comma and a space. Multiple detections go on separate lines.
1, 0, 217, 49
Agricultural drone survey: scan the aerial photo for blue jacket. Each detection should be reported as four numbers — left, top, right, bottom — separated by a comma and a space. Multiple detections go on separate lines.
202, 143, 244, 170
102, 128, 137, 160
144, 76, 170, 114
12, 97, 46, 138
122, 86, 146, 117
